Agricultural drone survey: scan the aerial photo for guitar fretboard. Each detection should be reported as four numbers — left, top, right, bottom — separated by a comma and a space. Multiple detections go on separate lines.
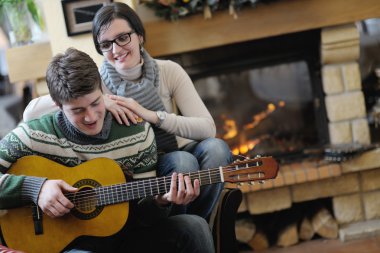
64, 157, 275, 209
94, 167, 223, 206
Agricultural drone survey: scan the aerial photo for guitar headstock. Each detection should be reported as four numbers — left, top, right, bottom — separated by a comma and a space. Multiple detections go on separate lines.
222, 156, 279, 183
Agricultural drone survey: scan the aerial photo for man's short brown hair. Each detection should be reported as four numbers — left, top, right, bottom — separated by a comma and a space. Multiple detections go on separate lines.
46, 48, 102, 107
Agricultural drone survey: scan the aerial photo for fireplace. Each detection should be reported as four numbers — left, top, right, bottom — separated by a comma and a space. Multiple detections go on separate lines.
143, 2, 380, 249
168, 29, 329, 161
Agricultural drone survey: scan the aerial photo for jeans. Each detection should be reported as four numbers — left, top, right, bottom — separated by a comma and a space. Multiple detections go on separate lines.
157, 138, 233, 219
64, 214, 214, 253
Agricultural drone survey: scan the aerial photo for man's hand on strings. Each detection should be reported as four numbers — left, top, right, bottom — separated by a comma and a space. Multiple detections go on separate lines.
37, 179, 77, 218
155, 172, 200, 206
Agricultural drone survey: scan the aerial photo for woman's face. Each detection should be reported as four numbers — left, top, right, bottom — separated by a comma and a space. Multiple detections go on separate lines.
98, 18, 142, 72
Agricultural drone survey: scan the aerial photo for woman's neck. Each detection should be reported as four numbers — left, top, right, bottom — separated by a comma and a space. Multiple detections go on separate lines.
118, 58, 144, 82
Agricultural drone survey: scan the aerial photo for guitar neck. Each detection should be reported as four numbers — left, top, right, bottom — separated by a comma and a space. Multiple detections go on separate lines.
92, 168, 223, 207
63, 157, 277, 208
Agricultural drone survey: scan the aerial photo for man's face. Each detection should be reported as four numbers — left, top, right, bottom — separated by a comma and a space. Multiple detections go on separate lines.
61, 89, 106, 136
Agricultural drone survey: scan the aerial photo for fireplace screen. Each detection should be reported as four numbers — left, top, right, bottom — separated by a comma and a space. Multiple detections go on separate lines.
194, 61, 320, 158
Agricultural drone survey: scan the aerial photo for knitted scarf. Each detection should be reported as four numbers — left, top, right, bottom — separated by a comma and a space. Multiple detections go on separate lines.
100, 51, 178, 153
56, 111, 113, 145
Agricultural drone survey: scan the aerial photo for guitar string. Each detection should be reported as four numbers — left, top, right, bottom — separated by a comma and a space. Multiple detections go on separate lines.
66, 173, 225, 209
62, 163, 251, 202
63, 163, 262, 206
70, 174, 265, 209
64, 169, 223, 201
64, 161, 262, 201
63, 161, 261, 202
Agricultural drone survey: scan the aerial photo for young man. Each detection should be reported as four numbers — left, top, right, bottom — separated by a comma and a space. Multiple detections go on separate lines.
0, 48, 214, 253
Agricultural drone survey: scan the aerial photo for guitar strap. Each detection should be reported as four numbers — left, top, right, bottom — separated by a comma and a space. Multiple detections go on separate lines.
32, 205, 43, 235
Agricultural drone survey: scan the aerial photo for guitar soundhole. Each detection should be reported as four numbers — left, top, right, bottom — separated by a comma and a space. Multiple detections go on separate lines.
71, 179, 104, 220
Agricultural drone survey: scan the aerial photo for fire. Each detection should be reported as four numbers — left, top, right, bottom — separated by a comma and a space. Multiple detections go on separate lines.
222, 116, 238, 139
244, 102, 282, 130
278, 101, 285, 107
221, 101, 285, 156
267, 103, 276, 112
231, 138, 261, 155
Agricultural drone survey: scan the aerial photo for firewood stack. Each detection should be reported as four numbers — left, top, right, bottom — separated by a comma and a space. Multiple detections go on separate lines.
235, 203, 338, 251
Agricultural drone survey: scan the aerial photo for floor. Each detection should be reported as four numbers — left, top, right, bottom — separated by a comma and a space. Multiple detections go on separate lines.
240, 235, 380, 253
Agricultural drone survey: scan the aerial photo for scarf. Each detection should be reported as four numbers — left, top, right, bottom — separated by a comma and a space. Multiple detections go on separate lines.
100, 50, 178, 153
56, 111, 113, 145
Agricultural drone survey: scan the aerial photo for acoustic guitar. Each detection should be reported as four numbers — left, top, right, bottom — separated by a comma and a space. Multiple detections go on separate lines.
0, 155, 278, 253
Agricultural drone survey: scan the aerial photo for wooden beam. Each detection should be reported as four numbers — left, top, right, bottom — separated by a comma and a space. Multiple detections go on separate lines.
144, 0, 380, 57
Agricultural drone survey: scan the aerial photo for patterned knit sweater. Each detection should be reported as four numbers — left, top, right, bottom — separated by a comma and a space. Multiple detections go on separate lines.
0, 111, 157, 210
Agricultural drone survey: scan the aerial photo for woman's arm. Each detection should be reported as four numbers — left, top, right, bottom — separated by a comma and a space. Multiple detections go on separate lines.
158, 60, 216, 140
107, 60, 216, 140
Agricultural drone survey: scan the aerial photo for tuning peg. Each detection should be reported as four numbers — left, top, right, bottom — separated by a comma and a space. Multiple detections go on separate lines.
249, 181, 255, 185
258, 180, 265, 184
235, 154, 250, 161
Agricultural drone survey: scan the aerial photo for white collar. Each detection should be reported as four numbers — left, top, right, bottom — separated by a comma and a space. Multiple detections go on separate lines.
119, 58, 144, 82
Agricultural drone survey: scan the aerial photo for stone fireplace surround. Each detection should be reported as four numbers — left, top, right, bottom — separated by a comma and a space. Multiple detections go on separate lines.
175, 23, 380, 246
141, 0, 380, 246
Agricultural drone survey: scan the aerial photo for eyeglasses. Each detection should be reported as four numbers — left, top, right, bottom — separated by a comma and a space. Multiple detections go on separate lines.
97, 31, 135, 52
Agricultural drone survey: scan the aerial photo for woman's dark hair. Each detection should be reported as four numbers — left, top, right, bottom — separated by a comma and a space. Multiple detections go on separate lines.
92, 2, 145, 55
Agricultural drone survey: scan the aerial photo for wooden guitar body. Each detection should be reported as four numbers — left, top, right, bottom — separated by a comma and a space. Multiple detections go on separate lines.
0, 156, 129, 253
0, 155, 279, 253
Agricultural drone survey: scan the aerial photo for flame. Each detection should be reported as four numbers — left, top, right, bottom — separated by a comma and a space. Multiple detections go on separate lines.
244, 103, 276, 130
278, 100, 285, 107
222, 116, 238, 139
231, 138, 261, 155
221, 101, 286, 156
267, 103, 275, 112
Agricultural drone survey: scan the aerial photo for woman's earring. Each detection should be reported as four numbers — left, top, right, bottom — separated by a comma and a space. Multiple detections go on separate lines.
140, 44, 144, 54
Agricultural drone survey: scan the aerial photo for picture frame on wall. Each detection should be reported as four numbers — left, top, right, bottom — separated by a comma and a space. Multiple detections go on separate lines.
61, 0, 113, 36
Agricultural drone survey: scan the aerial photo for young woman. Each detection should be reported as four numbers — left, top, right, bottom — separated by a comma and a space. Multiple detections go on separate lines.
23, 2, 232, 220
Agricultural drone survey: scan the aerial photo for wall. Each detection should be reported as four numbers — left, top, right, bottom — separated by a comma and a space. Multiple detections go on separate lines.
142, 0, 380, 57
41, 0, 132, 68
